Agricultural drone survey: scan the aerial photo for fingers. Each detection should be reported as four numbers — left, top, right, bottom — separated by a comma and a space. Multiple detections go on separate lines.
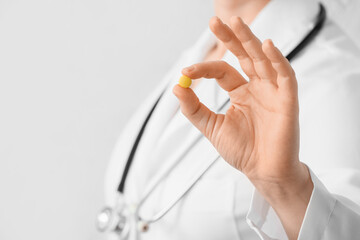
262, 39, 297, 90
209, 16, 259, 80
172, 84, 219, 140
230, 16, 277, 82
182, 61, 247, 92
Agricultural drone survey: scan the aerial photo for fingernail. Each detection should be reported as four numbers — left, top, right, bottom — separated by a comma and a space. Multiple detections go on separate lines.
183, 65, 194, 72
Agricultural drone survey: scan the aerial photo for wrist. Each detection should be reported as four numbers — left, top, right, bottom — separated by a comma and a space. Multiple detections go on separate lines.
249, 162, 314, 239
251, 162, 313, 207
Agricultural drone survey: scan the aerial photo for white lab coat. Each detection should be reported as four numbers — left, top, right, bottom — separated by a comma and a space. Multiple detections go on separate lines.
321, 0, 360, 49
104, 0, 360, 239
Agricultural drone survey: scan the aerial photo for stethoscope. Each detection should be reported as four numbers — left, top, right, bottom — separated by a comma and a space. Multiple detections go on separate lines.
96, 4, 326, 238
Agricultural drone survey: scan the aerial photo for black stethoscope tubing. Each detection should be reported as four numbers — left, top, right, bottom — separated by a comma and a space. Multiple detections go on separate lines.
117, 3, 326, 194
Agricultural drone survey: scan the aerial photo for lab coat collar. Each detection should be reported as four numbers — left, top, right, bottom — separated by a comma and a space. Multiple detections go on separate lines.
250, 0, 320, 57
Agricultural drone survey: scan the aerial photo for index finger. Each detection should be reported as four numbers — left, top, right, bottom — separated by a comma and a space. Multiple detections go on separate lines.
182, 60, 247, 92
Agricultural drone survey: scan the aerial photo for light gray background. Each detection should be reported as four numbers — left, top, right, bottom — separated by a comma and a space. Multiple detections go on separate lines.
0, 1, 359, 240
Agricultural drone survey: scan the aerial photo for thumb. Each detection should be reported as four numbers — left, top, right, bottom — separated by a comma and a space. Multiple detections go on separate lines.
173, 84, 218, 140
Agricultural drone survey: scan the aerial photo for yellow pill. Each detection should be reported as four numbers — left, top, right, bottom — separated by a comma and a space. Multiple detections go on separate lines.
178, 75, 192, 88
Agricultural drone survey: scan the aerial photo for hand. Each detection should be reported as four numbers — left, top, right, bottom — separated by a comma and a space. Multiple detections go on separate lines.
173, 16, 313, 239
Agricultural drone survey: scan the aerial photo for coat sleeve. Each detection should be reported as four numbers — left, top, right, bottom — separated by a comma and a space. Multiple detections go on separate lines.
246, 168, 360, 240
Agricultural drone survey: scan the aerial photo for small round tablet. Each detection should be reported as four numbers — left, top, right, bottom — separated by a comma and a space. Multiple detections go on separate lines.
178, 75, 192, 88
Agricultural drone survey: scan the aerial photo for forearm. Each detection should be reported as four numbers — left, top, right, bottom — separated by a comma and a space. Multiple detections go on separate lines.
249, 162, 313, 240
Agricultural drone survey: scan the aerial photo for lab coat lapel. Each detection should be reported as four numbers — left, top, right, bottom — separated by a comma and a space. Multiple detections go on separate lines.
136, 28, 217, 156
104, 77, 171, 204
250, 0, 320, 57
129, 29, 217, 196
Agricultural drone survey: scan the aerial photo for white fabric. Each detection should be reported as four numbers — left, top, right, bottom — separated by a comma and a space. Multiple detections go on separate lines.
321, 0, 360, 49
246, 168, 360, 239
104, 0, 360, 239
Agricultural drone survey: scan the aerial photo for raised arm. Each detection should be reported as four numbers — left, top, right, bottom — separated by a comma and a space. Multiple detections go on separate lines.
173, 16, 312, 239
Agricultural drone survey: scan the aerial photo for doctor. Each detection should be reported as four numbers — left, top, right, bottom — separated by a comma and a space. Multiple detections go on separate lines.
102, 0, 360, 239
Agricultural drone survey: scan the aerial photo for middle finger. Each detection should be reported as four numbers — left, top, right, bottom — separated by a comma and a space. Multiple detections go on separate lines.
230, 16, 276, 82
209, 16, 259, 81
